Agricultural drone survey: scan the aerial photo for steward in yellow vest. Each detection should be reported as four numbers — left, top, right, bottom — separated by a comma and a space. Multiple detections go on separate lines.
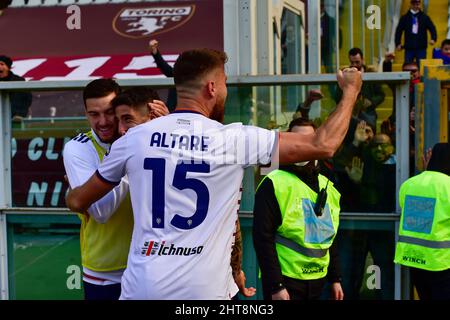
253, 118, 343, 300
394, 142, 450, 300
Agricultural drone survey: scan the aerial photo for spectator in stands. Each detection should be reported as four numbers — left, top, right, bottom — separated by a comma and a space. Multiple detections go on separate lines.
383, 55, 421, 99
360, 133, 396, 212
395, 0, 437, 65
148, 39, 176, 111
334, 120, 374, 212
0, 55, 32, 119
337, 133, 396, 300
320, 1, 342, 73
382, 54, 419, 174
293, 89, 324, 120
334, 48, 385, 136
0, 0, 11, 15
432, 39, 450, 65
382, 56, 420, 123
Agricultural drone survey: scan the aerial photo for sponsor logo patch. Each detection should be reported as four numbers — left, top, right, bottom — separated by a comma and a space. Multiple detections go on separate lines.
141, 240, 204, 256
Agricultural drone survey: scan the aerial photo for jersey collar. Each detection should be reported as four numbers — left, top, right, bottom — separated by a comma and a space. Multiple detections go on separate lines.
90, 129, 111, 151
172, 110, 205, 116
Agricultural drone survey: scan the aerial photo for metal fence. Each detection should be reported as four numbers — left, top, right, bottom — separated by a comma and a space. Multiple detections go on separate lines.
0, 72, 410, 300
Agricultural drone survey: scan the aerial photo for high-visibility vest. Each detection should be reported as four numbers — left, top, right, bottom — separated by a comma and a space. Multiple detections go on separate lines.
260, 170, 341, 280
394, 171, 450, 271
78, 131, 134, 272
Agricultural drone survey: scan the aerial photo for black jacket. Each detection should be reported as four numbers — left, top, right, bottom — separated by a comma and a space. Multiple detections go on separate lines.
0, 71, 32, 117
395, 10, 437, 50
151, 50, 176, 112
253, 165, 342, 300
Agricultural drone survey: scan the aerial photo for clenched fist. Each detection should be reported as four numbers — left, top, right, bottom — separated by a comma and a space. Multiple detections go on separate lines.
149, 39, 159, 55
337, 67, 362, 94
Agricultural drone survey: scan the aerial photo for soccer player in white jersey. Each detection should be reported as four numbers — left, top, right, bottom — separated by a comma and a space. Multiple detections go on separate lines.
110, 87, 255, 299
66, 49, 362, 299
63, 79, 130, 300
63, 79, 168, 300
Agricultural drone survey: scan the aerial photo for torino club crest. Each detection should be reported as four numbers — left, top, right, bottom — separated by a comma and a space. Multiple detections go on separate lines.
113, 5, 196, 38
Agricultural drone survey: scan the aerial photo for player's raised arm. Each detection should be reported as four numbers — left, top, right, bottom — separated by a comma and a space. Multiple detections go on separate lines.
66, 172, 116, 213
278, 68, 362, 164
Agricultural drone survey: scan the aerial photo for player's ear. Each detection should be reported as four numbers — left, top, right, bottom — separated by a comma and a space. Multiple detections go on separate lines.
206, 80, 216, 97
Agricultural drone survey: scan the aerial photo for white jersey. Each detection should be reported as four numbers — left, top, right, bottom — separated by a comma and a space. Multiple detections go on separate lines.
63, 129, 129, 284
64, 129, 129, 223
97, 111, 277, 299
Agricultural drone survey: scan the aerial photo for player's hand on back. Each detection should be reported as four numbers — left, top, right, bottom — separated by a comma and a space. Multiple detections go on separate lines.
149, 100, 169, 119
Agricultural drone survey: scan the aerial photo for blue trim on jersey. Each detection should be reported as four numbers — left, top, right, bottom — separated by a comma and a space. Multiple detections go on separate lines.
172, 110, 204, 115
72, 133, 90, 143
95, 170, 120, 186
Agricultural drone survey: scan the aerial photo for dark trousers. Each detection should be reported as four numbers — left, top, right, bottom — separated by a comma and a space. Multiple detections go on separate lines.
410, 267, 450, 300
83, 281, 121, 300
405, 48, 427, 66
262, 276, 326, 300
337, 229, 395, 300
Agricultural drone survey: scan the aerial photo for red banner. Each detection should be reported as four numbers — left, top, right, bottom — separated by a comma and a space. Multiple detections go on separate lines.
12, 53, 178, 80
4, 0, 223, 207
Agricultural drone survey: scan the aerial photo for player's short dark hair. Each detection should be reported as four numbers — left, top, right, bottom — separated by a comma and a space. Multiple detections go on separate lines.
441, 39, 450, 48
173, 48, 228, 87
348, 47, 364, 58
83, 78, 121, 108
288, 117, 317, 132
111, 87, 160, 111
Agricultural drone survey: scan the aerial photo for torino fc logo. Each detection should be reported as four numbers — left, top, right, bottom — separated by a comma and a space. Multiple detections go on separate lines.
113, 5, 195, 38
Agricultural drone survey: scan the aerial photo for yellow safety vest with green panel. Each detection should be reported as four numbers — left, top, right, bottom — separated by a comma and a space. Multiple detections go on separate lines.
394, 171, 450, 271
259, 170, 341, 280
78, 131, 134, 272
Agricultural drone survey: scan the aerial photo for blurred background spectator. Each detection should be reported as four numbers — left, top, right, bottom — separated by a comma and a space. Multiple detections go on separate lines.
0, 54, 32, 120
395, 0, 437, 65
148, 39, 177, 112
432, 39, 450, 64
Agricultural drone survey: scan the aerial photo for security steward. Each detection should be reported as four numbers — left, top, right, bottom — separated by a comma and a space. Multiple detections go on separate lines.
253, 117, 344, 300
394, 142, 450, 300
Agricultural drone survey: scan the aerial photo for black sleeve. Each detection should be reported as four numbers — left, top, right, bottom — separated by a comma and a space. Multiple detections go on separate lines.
10, 91, 32, 118
333, 85, 343, 104
326, 238, 342, 283
152, 50, 173, 77
382, 60, 392, 72
426, 15, 437, 41
369, 83, 385, 108
395, 16, 406, 46
252, 178, 284, 294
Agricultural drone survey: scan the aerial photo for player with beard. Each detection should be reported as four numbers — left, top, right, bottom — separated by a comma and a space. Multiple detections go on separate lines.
66, 48, 362, 299
111, 86, 256, 298
63, 79, 133, 300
